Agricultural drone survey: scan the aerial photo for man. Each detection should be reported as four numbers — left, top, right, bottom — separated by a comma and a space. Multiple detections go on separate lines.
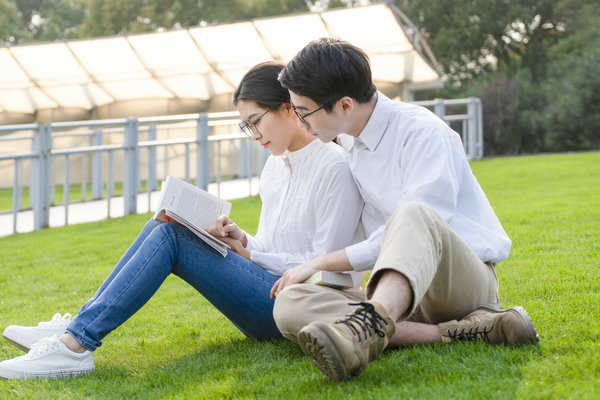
271, 38, 538, 382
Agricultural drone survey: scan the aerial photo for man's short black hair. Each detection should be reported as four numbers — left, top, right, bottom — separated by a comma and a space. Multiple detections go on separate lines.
278, 38, 377, 112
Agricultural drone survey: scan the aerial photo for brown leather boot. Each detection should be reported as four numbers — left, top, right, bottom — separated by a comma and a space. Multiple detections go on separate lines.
439, 304, 539, 345
297, 301, 395, 381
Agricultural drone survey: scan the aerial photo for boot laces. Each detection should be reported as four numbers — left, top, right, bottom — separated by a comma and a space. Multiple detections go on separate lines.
446, 325, 491, 342
337, 302, 388, 343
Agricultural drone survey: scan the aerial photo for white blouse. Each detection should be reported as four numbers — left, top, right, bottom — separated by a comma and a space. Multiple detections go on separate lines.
245, 139, 363, 276
339, 92, 512, 271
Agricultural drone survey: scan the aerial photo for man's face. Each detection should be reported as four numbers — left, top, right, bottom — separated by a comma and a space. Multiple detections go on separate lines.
289, 91, 344, 143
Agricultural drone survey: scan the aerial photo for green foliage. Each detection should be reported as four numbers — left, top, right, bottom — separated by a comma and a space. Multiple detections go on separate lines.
0, 0, 89, 42
0, 0, 27, 44
0, 153, 599, 398
80, 0, 310, 36
398, 0, 600, 155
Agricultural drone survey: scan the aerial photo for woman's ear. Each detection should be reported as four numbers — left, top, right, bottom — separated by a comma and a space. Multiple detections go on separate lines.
284, 103, 296, 120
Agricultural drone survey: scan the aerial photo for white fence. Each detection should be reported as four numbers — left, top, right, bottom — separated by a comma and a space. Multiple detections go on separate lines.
0, 97, 483, 235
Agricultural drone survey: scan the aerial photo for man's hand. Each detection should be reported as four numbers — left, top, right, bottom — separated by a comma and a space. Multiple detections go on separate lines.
206, 215, 247, 246
221, 236, 250, 260
270, 249, 354, 299
270, 259, 321, 299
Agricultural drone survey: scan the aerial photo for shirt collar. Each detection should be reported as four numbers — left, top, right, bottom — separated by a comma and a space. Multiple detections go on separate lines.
283, 138, 320, 167
354, 91, 393, 152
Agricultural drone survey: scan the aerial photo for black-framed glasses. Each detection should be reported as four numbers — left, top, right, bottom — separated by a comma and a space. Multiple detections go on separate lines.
291, 99, 337, 128
239, 109, 270, 137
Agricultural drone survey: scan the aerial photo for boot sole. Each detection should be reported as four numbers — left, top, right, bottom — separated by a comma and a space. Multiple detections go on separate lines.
480, 304, 539, 345
508, 306, 539, 344
2, 333, 31, 353
297, 325, 350, 382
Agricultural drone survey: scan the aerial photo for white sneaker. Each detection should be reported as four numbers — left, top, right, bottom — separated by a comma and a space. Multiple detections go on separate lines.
0, 335, 94, 379
3, 313, 73, 352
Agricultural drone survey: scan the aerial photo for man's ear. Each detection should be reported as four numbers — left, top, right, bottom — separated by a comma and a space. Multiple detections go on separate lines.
338, 96, 354, 115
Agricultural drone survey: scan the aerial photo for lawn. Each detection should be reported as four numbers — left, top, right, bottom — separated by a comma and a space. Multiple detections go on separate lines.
0, 152, 598, 399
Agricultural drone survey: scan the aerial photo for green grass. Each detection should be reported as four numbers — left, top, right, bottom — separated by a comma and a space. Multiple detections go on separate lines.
0, 177, 241, 212
0, 152, 599, 399
0, 181, 156, 212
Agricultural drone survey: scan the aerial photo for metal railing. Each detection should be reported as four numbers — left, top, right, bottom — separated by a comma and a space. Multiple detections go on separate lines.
0, 97, 483, 235
0, 112, 269, 234
413, 97, 483, 160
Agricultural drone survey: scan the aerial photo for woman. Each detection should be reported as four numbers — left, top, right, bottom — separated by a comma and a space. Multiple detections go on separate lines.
0, 62, 363, 379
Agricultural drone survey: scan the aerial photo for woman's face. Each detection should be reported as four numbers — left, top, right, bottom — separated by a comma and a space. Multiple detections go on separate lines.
237, 99, 298, 156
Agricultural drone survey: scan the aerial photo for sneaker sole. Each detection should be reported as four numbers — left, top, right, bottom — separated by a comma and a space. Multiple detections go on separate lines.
0, 366, 94, 380
2, 333, 31, 353
297, 325, 350, 382
480, 304, 539, 345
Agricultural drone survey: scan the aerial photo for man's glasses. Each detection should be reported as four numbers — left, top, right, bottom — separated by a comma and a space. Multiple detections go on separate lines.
239, 109, 270, 137
292, 99, 337, 128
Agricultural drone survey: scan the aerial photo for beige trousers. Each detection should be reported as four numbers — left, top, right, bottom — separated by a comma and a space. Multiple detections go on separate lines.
273, 202, 500, 342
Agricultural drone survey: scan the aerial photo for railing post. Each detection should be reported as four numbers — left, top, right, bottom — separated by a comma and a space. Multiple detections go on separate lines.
467, 97, 478, 160
259, 146, 269, 173
148, 125, 157, 191
123, 117, 139, 215
196, 114, 209, 190
91, 128, 104, 199
434, 98, 446, 124
31, 123, 51, 230
476, 98, 484, 158
240, 139, 249, 178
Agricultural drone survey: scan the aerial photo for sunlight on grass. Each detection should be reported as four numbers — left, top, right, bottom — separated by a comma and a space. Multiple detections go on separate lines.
0, 152, 598, 398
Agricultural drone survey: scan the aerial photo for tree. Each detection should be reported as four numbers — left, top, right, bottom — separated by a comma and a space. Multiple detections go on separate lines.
394, 0, 566, 88
0, 0, 28, 44
80, 0, 310, 37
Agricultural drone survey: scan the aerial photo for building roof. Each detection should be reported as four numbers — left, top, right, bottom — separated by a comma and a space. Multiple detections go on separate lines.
0, 3, 442, 117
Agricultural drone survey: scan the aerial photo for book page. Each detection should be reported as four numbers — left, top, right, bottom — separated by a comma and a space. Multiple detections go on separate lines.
165, 210, 230, 257
158, 176, 232, 229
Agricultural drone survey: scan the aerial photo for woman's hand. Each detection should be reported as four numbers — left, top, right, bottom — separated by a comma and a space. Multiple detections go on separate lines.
206, 215, 246, 245
270, 259, 321, 299
221, 236, 251, 260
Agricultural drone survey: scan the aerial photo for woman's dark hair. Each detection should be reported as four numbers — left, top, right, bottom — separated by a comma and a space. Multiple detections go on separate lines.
278, 38, 376, 112
233, 61, 289, 110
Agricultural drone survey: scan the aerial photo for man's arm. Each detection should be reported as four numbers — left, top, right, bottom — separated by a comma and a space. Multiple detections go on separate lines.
269, 249, 353, 298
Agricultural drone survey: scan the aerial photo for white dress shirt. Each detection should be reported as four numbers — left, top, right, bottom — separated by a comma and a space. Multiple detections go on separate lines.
245, 139, 363, 276
338, 92, 512, 271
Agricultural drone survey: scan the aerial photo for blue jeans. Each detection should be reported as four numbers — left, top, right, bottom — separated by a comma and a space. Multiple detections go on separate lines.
66, 219, 283, 351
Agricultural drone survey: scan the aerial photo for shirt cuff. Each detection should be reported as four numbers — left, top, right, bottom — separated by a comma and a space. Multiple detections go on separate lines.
345, 241, 377, 272
243, 230, 259, 251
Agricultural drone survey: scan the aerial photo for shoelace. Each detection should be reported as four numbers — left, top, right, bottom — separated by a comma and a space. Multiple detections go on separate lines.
38, 313, 72, 328
446, 325, 491, 342
337, 302, 388, 343
25, 335, 63, 359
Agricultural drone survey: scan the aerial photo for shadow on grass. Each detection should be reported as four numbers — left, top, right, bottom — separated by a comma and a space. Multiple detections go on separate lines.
89, 339, 540, 399
0, 334, 540, 399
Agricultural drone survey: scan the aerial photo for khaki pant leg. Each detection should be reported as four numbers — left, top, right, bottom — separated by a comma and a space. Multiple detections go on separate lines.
273, 284, 365, 343
366, 201, 499, 324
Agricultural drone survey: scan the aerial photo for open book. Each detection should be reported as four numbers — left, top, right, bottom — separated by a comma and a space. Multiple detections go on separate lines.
303, 271, 354, 289
153, 176, 232, 256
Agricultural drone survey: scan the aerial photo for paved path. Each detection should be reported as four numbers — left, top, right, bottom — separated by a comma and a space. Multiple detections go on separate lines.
0, 177, 259, 238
